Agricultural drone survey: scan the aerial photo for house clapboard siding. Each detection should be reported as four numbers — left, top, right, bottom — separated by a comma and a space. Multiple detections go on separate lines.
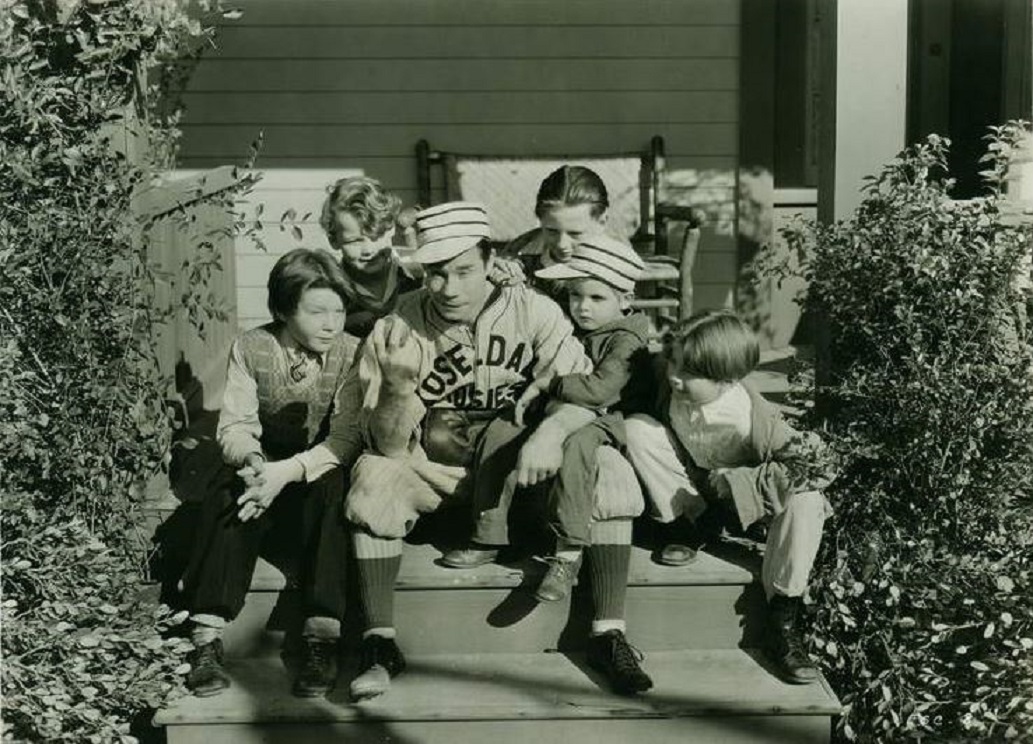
175, 0, 741, 330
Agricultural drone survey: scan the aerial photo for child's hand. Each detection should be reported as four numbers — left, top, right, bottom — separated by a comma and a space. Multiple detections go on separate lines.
513, 383, 544, 426
375, 317, 421, 393
489, 256, 527, 287
236, 458, 303, 521
237, 453, 266, 488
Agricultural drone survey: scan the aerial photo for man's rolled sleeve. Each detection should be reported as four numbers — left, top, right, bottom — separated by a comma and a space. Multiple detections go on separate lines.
529, 294, 592, 379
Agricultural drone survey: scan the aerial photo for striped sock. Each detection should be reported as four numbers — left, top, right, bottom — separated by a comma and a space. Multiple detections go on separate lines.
591, 618, 627, 635
590, 519, 633, 546
356, 555, 403, 630
586, 543, 632, 622
353, 532, 404, 560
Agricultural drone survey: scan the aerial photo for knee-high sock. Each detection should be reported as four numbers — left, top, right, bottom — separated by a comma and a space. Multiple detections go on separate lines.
586, 520, 632, 627
353, 532, 403, 631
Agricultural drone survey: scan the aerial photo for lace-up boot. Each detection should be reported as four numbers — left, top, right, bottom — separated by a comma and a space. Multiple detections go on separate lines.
185, 639, 230, 697
765, 594, 819, 684
292, 637, 339, 698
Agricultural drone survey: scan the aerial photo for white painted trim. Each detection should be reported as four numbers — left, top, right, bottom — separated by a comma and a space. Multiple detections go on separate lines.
773, 188, 818, 206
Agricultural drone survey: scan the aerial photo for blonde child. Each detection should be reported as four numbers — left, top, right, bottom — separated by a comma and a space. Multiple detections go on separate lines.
623, 310, 834, 685
319, 176, 420, 338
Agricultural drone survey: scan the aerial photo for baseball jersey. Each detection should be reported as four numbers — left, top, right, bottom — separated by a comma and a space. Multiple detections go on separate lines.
362, 284, 592, 412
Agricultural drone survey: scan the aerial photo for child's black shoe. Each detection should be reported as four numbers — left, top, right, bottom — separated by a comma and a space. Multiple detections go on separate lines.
185, 639, 230, 697
764, 595, 819, 685
292, 637, 338, 698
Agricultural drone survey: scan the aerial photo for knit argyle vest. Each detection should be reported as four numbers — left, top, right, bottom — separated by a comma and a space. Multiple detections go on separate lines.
237, 324, 360, 460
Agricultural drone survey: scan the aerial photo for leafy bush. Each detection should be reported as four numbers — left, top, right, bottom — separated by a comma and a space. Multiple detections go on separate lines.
768, 125, 1033, 742
0, 2, 246, 740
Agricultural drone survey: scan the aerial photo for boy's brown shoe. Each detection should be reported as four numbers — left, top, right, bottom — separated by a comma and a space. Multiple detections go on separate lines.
185, 639, 230, 697
535, 555, 581, 602
657, 543, 699, 566
440, 544, 499, 569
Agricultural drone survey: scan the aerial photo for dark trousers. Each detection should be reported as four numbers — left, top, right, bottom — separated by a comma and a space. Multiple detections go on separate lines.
549, 414, 625, 548
470, 415, 544, 546
181, 465, 349, 624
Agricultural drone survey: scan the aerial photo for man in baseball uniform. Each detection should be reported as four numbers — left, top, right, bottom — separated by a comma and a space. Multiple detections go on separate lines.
344, 201, 651, 700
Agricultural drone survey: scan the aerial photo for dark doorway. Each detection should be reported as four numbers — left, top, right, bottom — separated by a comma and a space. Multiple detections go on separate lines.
910, 0, 1032, 198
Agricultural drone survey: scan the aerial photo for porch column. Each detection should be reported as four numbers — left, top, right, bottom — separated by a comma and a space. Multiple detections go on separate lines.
817, 0, 909, 222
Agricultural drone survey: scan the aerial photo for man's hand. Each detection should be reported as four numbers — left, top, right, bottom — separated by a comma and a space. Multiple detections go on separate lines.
374, 317, 421, 393
237, 458, 303, 521
515, 426, 565, 487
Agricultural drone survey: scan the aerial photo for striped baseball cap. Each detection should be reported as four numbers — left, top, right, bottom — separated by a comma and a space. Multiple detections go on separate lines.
413, 201, 492, 264
534, 233, 644, 292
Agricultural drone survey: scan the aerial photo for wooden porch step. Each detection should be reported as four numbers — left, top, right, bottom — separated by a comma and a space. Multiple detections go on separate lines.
221, 542, 766, 657
156, 648, 840, 744
250, 540, 756, 592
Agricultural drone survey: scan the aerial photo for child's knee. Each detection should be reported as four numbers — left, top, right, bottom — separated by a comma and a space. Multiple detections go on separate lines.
623, 414, 663, 453
772, 490, 828, 537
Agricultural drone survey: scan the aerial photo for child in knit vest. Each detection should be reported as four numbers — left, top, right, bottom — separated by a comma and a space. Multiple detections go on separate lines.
182, 248, 364, 700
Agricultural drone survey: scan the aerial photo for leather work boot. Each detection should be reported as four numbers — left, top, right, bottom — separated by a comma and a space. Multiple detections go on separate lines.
185, 639, 231, 697
765, 594, 820, 684
586, 629, 654, 695
350, 634, 407, 701
292, 637, 339, 698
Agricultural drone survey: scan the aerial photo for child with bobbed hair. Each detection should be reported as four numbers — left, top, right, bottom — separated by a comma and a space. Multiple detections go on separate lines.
181, 248, 365, 700
623, 309, 835, 686
320, 176, 421, 338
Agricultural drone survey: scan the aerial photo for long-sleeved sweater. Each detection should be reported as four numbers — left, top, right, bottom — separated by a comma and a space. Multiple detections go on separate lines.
549, 312, 652, 413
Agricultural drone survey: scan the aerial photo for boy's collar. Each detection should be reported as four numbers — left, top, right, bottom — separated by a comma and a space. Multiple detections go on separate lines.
278, 328, 328, 366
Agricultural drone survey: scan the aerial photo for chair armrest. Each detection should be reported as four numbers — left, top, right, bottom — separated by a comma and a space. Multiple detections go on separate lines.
657, 204, 705, 229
